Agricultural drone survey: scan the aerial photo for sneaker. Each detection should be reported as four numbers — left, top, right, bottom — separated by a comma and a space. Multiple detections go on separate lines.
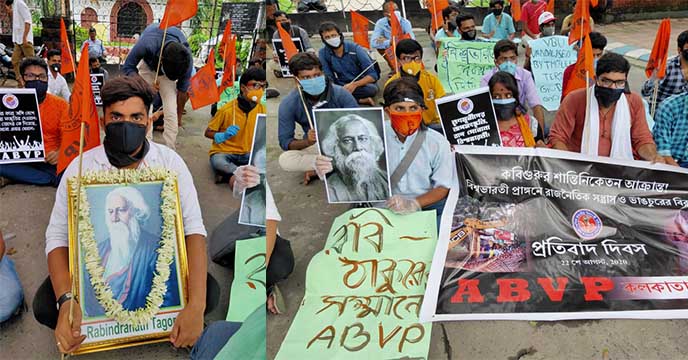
266, 88, 280, 98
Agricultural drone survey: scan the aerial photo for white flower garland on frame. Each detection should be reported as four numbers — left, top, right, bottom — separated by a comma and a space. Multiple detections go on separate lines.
71, 167, 178, 326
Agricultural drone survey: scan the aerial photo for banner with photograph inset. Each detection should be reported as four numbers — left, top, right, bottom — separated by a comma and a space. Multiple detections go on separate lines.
0, 88, 44, 164
240, 114, 267, 227
314, 108, 392, 204
420, 146, 688, 321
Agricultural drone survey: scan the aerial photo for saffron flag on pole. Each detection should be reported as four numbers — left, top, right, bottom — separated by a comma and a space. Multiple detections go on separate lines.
218, 20, 232, 60
390, 8, 404, 39
276, 21, 299, 61
351, 11, 371, 49
160, 0, 198, 29
189, 48, 220, 110
562, 35, 595, 98
59, 18, 75, 75
568, 0, 592, 45
645, 18, 672, 79
57, 44, 100, 174
546, 0, 555, 14
219, 33, 237, 93
511, 0, 522, 22
428, 0, 450, 32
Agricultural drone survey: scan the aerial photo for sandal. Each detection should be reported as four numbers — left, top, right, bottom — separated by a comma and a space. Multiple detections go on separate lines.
268, 285, 285, 315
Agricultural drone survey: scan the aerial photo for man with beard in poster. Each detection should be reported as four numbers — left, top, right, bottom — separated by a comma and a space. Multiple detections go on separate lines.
81, 186, 180, 317
320, 114, 389, 202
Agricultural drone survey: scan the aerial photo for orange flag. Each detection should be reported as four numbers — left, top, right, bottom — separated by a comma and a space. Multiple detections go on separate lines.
351, 11, 370, 49
428, 0, 450, 32
160, 0, 198, 29
59, 19, 74, 75
277, 21, 299, 61
563, 35, 595, 98
546, 0, 555, 14
219, 34, 236, 93
390, 9, 403, 39
645, 18, 672, 79
568, 0, 592, 45
218, 20, 232, 60
511, 0, 522, 22
57, 44, 100, 174
189, 48, 220, 110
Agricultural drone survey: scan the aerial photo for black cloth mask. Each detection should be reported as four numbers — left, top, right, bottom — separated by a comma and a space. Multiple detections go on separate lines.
594, 86, 624, 108
493, 9, 503, 16
462, 30, 477, 41
494, 102, 517, 120
50, 64, 61, 73
682, 49, 688, 62
25, 80, 48, 103
281, 22, 291, 31
103, 122, 149, 168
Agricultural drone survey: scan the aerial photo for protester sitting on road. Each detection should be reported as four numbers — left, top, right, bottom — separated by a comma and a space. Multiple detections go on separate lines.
46, 49, 70, 101
278, 53, 358, 184
318, 22, 379, 107
521, 0, 546, 42
481, 0, 516, 41
641, 30, 688, 108
560, 1, 595, 36
371, 1, 415, 71
481, 40, 546, 132
89, 56, 109, 82
434, 5, 461, 51
524, 11, 557, 72
0, 230, 24, 324
550, 53, 665, 162
0, 57, 68, 187
315, 78, 453, 228
205, 67, 266, 185
457, 14, 478, 41
562, 31, 607, 100
651, 92, 688, 167
271, 11, 315, 78
34, 76, 218, 354
489, 71, 546, 147
386, 39, 446, 133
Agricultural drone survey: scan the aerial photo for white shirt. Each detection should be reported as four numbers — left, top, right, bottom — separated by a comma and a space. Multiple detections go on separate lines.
48, 70, 71, 101
265, 182, 281, 222
11, 0, 32, 45
45, 142, 207, 255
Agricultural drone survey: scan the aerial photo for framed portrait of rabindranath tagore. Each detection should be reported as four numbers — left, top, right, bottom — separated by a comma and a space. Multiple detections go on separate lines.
67, 167, 188, 354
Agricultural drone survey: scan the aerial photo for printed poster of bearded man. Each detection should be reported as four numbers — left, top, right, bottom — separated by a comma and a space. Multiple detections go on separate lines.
314, 108, 392, 204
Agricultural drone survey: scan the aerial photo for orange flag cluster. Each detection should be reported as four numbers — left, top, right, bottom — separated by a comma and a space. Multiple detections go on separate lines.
563, 35, 595, 99
568, 0, 595, 45
59, 18, 75, 75
219, 21, 237, 93
57, 43, 100, 173
160, 0, 198, 29
189, 48, 220, 110
645, 18, 672, 79
351, 11, 370, 49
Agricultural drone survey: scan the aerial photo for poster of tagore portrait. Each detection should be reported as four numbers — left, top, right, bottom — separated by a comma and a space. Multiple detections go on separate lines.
68, 168, 188, 354
314, 108, 392, 204
239, 114, 267, 227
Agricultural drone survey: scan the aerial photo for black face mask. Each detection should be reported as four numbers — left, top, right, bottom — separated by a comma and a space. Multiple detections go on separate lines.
281, 22, 291, 31
25, 80, 48, 103
462, 30, 477, 41
682, 49, 688, 62
494, 103, 517, 120
103, 122, 149, 168
594, 85, 625, 108
50, 64, 61, 73
493, 9, 503, 16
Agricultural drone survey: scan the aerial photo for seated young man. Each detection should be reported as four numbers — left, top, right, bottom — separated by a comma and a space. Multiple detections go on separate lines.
0, 57, 68, 187
480, 39, 545, 132
277, 53, 358, 183
652, 92, 688, 167
550, 53, 665, 163
46, 49, 70, 101
89, 56, 109, 81
34, 76, 218, 354
371, 1, 415, 71
315, 78, 453, 227
205, 67, 266, 185
318, 21, 379, 106
387, 39, 446, 133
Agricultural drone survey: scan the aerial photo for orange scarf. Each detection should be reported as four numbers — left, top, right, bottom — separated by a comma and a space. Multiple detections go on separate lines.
515, 114, 536, 147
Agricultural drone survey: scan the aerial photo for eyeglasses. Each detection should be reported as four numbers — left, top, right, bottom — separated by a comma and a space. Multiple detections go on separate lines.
246, 81, 266, 90
23, 73, 48, 82
400, 55, 422, 62
597, 77, 627, 89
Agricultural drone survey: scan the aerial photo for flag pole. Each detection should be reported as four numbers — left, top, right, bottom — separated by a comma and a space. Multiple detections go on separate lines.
232, 67, 236, 126
392, 36, 398, 73
650, 79, 660, 118
432, 0, 438, 33
63, 20, 76, 74
154, 17, 171, 85
346, 59, 379, 86
296, 86, 314, 129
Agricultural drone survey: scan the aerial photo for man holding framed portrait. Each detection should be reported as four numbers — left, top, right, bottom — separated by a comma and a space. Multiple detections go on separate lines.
33, 76, 219, 354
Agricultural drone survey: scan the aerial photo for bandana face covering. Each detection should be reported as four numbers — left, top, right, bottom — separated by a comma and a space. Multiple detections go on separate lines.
390, 110, 423, 137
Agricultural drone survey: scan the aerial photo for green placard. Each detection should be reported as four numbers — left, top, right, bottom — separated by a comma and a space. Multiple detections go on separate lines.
276, 208, 438, 359
438, 38, 496, 94
227, 236, 267, 322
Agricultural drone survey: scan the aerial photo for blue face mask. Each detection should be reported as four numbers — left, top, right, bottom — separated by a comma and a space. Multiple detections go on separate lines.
492, 98, 516, 105
299, 75, 327, 96
498, 61, 517, 75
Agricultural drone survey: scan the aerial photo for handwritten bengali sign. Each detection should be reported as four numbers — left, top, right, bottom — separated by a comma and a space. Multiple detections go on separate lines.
420, 146, 688, 322
438, 39, 495, 94
0, 88, 44, 164
227, 237, 267, 322
529, 36, 577, 111
276, 209, 437, 359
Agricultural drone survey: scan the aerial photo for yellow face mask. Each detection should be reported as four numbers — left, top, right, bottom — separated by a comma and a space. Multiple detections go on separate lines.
401, 61, 422, 76
246, 88, 264, 102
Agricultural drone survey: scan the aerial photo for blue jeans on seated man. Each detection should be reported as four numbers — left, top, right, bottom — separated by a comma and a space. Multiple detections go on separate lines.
351, 83, 378, 100
680, 161, 688, 168
0, 162, 59, 186
0, 257, 24, 323
210, 153, 250, 180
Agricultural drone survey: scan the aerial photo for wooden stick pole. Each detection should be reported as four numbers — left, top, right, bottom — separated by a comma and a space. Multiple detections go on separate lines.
296, 85, 314, 129
154, 17, 171, 85
232, 67, 236, 126
650, 79, 660, 118
347, 59, 379, 86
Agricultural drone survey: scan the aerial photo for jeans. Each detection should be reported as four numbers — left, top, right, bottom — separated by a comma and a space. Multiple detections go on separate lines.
351, 83, 378, 100
680, 161, 688, 168
190, 321, 243, 359
210, 153, 250, 178
0, 257, 23, 323
423, 198, 447, 233
0, 162, 59, 186
33, 273, 220, 329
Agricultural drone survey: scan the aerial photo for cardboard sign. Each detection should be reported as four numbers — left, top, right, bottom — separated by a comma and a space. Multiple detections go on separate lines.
529, 36, 577, 111
0, 88, 45, 164
437, 39, 495, 94
272, 38, 305, 77
227, 237, 267, 322
436, 86, 502, 146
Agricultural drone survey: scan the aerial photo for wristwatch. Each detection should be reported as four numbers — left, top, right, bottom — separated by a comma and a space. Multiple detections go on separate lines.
57, 292, 75, 310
